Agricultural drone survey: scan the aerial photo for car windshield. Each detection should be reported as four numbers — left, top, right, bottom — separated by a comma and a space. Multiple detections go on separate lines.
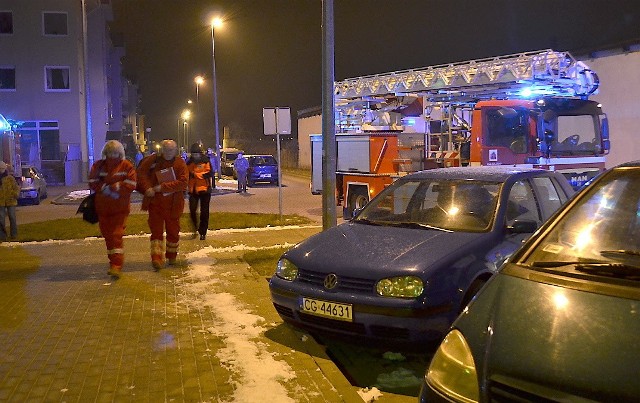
250, 156, 277, 166
22, 167, 31, 176
522, 168, 640, 271
355, 178, 500, 232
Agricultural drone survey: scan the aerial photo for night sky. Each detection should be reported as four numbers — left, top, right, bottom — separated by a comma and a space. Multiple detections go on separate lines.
110, 0, 640, 153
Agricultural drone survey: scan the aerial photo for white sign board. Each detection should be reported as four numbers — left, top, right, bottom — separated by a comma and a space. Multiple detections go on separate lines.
263, 107, 291, 135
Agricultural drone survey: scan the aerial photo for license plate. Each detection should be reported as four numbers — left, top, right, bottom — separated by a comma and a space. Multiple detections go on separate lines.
260, 174, 271, 178
300, 297, 353, 322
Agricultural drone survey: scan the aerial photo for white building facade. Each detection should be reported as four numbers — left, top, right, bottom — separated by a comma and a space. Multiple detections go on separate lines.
0, 0, 132, 185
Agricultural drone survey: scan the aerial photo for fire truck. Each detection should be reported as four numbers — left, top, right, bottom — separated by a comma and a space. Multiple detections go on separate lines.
0, 113, 21, 177
311, 49, 610, 218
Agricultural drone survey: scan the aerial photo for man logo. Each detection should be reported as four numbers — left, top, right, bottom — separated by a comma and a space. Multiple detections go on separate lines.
324, 273, 338, 290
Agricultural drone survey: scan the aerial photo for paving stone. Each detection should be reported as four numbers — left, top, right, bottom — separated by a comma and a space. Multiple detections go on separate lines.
0, 226, 412, 402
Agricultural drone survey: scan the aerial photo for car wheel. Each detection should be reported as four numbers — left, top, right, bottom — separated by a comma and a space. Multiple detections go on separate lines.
33, 190, 41, 205
347, 187, 369, 218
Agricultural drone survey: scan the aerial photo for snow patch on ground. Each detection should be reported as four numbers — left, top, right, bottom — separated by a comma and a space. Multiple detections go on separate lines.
357, 386, 383, 402
180, 247, 296, 402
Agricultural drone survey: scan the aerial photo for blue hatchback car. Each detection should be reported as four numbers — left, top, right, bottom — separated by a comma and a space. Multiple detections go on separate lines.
269, 166, 574, 344
421, 161, 640, 402
246, 154, 278, 187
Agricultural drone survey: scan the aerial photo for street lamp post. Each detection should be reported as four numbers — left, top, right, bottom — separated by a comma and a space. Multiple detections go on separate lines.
181, 109, 191, 148
194, 76, 204, 137
210, 17, 223, 177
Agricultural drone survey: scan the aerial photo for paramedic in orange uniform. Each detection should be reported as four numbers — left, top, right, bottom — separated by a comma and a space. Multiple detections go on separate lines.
88, 140, 137, 278
186, 142, 213, 240
136, 139, 188, 270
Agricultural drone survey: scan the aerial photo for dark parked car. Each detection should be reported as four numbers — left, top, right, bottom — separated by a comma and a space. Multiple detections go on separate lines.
18, 165, 48, 205
421, 161, 640, 402
246, 154, 278, 186
269, 166, 574, 344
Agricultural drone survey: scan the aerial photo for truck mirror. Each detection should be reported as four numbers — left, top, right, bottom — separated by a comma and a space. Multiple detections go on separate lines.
544, 129, 556, 143
601, 115, 609, 140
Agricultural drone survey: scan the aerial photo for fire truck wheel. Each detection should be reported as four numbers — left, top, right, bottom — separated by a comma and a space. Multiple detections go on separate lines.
348, 187, 369, 217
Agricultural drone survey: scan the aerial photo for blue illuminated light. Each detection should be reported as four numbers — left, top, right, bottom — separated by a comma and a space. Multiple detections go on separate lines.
0, 114, 9, 131
520, 87, 533, 98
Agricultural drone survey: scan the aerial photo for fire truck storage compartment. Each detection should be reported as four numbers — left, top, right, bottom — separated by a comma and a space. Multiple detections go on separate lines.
337, 135, 371, 173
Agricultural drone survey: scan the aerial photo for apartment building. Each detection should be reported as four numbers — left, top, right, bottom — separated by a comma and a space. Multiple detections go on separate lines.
0, 0, 135, 185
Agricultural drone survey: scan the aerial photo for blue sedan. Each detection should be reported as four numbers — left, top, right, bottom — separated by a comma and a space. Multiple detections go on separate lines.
269, 166, 574, 344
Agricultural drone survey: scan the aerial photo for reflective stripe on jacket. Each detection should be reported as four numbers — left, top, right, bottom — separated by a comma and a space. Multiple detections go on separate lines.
88, 158, 137, 215
187, 158, 212, 193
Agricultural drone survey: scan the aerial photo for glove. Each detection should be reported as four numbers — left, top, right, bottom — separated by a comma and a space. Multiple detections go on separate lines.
102, 186, 120, 199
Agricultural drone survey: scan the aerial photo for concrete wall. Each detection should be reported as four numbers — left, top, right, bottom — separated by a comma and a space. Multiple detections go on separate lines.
579, 50, 640, 168
296, 114, 321, 169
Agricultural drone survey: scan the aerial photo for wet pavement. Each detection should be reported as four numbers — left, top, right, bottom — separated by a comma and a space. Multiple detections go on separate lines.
2, 177, 413, 402
0, 227, 378, 402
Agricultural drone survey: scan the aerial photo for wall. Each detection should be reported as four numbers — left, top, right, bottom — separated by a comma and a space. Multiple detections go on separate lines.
297, 113, 321, 169
579, 50, 640, 168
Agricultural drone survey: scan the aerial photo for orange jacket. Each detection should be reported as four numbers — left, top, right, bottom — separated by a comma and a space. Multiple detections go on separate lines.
136, 153, 188, 214
88, 158, 137, 215
187, 156, 212, 194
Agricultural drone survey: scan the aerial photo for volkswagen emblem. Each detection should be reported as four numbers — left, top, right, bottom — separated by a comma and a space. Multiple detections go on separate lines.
324, 273, 338, 290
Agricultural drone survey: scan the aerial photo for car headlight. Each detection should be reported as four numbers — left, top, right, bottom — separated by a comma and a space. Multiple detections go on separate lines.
426, 329, 479, 403
376, 276, 423, 298
276, 258, 298, 281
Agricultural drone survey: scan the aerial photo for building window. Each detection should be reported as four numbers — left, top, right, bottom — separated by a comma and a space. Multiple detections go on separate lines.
0, 11, 12, 34
0, 67, 15, 90
43, 12, 67, 36
44, 66, 70, 91
19, 121, 61, 163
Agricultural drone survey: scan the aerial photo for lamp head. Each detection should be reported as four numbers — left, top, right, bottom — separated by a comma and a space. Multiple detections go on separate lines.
211, 17, 223, 29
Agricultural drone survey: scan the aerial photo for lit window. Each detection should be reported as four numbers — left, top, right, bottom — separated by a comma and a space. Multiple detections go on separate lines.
43, 12, 67, 36
0, 67, 15, 90
0, 11, 13, 34
45, 66, 70, 91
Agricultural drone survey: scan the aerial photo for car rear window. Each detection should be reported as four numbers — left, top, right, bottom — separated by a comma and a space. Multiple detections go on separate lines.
250, 156, 277, 165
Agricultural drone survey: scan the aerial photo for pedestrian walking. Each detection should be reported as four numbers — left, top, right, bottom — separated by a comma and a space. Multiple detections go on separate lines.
187, 143, 212, 240
233, 152, 249, 193
134, 147, 144, 167
136, 139, 188, 271
0, 161, 20, 241
207, 148, 220, 189
88, 140, 137, 278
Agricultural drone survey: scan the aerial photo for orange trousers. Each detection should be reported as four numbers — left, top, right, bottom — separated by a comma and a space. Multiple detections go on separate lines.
148, 202, 181, 263
98, 212, 128, 268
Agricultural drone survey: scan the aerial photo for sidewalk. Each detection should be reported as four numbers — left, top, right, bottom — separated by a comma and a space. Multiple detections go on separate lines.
0, 226, 378, 402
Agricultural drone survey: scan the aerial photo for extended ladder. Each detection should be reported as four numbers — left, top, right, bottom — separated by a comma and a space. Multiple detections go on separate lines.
334, 49, 599, 102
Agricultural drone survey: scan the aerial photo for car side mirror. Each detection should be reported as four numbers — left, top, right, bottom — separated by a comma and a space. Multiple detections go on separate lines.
507, 220, 538, 234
